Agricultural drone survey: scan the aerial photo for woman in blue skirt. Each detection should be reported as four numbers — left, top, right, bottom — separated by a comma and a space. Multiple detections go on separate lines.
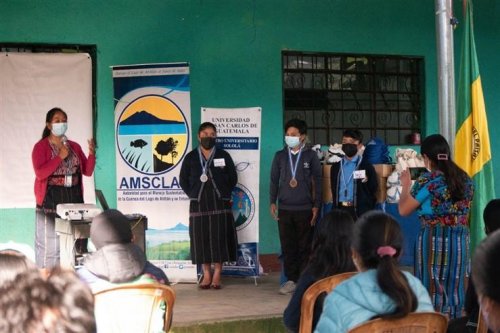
399, 134, 474, 318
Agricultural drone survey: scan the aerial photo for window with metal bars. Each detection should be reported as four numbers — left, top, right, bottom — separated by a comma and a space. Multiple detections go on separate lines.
282, 51, 424, 145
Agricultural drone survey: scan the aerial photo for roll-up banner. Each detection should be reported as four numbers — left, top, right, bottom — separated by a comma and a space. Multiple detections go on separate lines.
202, 107, 261, 278
112, 63, 196, 282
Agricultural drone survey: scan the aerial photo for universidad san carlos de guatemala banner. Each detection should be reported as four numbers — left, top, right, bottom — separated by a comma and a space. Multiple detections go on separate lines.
112, 63, 196, 282
202, 107, 261, 278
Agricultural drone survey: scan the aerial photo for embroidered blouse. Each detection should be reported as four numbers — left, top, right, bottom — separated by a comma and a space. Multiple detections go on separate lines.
410, 171, 474, 226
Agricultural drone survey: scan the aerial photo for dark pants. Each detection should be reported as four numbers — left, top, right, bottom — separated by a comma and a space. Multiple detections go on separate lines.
278, 209, 313, 282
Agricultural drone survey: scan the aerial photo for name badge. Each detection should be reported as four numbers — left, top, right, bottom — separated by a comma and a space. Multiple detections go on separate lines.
64, 174, 73, 187
214, 158, 226, 167
353, 170, 366, 180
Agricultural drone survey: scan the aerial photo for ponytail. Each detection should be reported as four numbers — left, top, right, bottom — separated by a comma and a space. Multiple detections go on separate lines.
436, 159, 468, 201
354, 212, 418, 318
421, 134, 470, 201
376, 254, 417, 318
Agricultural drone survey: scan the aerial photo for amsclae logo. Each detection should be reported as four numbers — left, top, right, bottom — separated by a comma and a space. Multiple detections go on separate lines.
116, 94, 189, 175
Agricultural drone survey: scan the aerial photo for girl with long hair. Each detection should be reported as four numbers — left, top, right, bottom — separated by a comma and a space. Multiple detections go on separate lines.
399, 134, 474, 317
283, 209, 355, 332
315, 211, 433, 332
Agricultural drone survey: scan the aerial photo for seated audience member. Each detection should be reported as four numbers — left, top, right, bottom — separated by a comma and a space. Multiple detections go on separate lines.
283, 209, 355, 332
77, 209, 168, 292
314, 211, 434, 333
472, 229, 500, 333
0, 241, 36, 262
0, 251, 37, 286
0, 268, 95, 333
448, 198, 500, 333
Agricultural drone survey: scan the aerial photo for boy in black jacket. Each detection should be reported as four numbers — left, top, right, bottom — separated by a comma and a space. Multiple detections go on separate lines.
269, 119, 322, 295
330, 129, 378, 219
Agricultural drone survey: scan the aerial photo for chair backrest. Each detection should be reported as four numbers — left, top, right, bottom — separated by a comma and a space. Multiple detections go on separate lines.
299, 271, 357, 333
94, 283, 175, 333
476, 307, 488, 333
347, 312, 448, 333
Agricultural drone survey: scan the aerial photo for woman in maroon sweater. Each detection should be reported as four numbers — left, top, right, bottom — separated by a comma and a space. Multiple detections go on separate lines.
31, 107, 95, 269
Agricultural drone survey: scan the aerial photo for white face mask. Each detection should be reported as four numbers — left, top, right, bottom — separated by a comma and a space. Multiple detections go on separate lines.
51, 122, 68, 137
285, 136, 300, 149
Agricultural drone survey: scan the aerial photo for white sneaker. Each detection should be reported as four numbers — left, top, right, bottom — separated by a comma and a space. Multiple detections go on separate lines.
279, 280, 296, 295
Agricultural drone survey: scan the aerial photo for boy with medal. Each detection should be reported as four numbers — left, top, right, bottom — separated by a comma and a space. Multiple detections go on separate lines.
269, 119, 322, 295
329, 129, 378, 219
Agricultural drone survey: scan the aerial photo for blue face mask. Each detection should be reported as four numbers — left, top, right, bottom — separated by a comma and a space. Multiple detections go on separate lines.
51, 122, 68, 137
285, 136, 300, 149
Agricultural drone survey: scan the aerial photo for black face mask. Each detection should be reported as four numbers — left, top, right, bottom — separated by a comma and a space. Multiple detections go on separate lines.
200, 137, 216, 150
342, 143, 358, 158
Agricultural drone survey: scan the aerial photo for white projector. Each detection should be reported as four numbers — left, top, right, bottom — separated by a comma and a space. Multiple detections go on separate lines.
56, 204, 102, 221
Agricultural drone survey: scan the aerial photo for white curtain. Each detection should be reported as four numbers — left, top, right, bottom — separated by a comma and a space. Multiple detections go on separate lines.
0, 52, 94, 208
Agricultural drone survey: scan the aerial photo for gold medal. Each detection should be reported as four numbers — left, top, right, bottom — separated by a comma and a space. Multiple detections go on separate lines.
289, 178, 298, 188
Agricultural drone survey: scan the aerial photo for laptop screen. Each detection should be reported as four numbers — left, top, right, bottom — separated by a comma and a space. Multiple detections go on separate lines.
95, 189, 109, 211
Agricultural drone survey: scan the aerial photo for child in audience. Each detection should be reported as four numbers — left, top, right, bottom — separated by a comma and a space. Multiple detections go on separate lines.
472, 229, 500, 333
314, 211, 434, 332
448, 198, 500, 333
77, 209, 168, 292
0, 268, 95, 333
283, 209, 356, 332
0, 251, 37, 286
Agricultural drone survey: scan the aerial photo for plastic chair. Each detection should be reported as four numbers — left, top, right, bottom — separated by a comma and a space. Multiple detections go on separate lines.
476, 307, 488, 333
299, 272, 357, 333
347, 312, 448, 333
94, 283, 175, 333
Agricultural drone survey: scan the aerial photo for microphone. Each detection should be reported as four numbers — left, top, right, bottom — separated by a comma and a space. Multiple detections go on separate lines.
61, 135, 68, 146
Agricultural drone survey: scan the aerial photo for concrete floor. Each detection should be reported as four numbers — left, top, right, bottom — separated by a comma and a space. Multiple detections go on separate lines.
170, 272, 291, 328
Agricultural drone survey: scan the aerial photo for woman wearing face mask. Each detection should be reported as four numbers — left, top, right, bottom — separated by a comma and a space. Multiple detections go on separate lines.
179, 122, 238, 289
329, 129, 378, 219
399, 134, 474, 318
269, 118, 322, 295
31, 107, 96, 269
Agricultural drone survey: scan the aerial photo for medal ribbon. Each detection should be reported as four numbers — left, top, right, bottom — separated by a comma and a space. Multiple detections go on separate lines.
288, 145, 303, 182
198, 146, 215, 178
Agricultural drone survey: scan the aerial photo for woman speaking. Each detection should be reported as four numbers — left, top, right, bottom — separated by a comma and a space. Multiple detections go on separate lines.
32, 107, 96, 269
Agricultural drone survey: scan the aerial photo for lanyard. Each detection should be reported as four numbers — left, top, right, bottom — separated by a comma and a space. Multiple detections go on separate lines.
288, 145, 303, 181
340, 156, 362, 197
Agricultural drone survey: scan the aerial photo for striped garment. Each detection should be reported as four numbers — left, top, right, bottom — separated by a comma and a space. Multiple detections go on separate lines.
411, 171, 474, 318
188, 180, 237, 264
415, 224, 470, 318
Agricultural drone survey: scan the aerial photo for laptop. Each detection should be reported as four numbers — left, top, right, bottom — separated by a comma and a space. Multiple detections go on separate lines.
95, 189, 110, 211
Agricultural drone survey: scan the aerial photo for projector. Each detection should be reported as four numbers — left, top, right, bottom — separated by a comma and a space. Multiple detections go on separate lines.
56, 204, 102, 221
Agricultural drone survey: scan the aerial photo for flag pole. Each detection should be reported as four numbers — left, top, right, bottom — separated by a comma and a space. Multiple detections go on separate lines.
435, 0, 456, 154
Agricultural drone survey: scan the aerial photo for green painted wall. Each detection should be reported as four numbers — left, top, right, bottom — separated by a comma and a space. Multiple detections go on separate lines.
1, 0, 499, 255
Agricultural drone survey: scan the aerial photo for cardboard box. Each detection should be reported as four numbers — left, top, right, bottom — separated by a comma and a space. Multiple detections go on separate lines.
324, 164, 392, 203
374, 164, 394, 178
375, 176, 388, 203
322, 164, 332, 203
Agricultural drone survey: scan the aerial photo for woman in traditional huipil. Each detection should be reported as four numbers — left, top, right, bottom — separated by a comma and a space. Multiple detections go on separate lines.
399, 134, 474, 318
32, 107, 96, 269
179, 122, 238, 289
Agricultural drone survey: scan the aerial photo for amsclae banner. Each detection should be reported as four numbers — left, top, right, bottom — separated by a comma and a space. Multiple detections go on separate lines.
202, 107, 261, 277
112, 63, 196, 282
